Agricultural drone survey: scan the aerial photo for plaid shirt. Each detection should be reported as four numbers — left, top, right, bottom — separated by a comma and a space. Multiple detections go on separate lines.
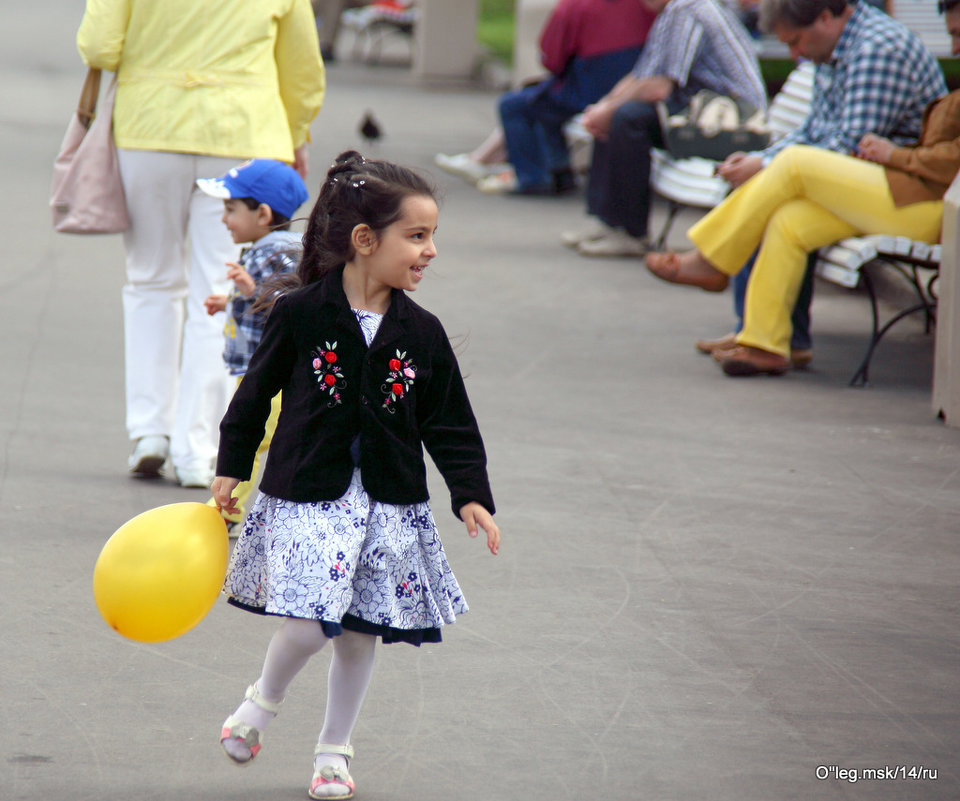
764, 2, 946, 162
632, 0, 766, 110
223, 230, 301, 376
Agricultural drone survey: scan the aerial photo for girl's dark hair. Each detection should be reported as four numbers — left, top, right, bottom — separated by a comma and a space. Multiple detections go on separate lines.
236, 196, 292, 231
255, 151, 437, 311
299, 150, 437, 284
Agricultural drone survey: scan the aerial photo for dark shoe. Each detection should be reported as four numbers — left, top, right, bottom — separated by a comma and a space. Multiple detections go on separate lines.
789, 348, 813, 368
552, 167, 577, 194
717, 346, 790, 376
645, 251, 729, 292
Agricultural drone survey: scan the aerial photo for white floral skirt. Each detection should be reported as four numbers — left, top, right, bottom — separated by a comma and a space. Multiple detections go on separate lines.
224, 469, 468, 645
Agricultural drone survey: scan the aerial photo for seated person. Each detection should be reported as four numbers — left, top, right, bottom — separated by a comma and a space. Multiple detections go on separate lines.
479, 0, 655, 195
703, 0, 945, 362
643, 38, 960, 377
563, 0, 766, 257
437, 0, 654, 195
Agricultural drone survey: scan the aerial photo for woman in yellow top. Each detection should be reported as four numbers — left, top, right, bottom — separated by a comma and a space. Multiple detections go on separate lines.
77, 0, 325, 485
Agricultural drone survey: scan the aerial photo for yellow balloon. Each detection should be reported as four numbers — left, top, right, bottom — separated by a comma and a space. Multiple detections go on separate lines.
93, 502, 229, 643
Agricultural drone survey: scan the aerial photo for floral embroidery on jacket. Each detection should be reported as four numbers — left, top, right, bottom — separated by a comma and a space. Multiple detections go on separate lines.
381, 349, 417, 412
312, 341, 345, 407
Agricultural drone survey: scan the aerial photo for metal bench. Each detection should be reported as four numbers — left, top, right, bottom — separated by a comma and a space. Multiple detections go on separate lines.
341, 2, 417, 64
813, 236, 941, 386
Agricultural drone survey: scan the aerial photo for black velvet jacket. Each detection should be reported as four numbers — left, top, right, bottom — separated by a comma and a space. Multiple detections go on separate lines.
217, 266, 495, 518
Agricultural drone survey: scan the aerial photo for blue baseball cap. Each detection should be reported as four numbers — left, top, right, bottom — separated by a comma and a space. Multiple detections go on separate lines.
197, 159, 309, 219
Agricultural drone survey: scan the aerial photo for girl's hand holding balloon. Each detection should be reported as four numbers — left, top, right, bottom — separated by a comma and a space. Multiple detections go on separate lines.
212, 476, 242, 516
459, 502, 500, 555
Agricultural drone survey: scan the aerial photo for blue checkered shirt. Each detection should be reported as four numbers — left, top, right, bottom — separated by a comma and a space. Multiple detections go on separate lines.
223, 230, 301, 376
632, 0, 767, 111
764, 2, 946, 162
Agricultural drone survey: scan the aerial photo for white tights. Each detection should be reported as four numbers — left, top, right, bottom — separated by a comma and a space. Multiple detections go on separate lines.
223, 619, 377, 774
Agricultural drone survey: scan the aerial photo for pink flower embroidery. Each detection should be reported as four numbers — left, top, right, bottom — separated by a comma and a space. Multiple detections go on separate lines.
381, 349, 417, 412
312, 341, 345, 407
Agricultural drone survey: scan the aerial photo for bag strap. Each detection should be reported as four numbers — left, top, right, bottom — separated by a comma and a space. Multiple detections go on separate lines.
77, 68, 102, 130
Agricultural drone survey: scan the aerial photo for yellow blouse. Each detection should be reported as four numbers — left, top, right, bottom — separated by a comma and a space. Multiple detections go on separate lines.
77, 0, 325, 163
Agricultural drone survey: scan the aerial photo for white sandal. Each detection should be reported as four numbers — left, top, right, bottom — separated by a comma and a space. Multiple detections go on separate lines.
308, 743, 356, 800
219, 684, 283, 765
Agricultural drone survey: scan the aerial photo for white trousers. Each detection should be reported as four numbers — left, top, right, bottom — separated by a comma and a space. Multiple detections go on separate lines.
117, 149, 240, 473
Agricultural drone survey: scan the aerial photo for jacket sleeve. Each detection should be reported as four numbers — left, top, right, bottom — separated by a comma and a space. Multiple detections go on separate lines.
77, 0, 131, 71
417, 325, 496, 519
275, 0, 326, 148
886, 93, 960, 187
217, 295, 297, 480
887, 140, 960, 188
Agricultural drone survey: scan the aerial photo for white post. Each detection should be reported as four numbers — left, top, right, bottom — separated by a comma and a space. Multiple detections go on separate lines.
512, 0, 557, 85
932, 174, 960, 425
412, 0, 480, 82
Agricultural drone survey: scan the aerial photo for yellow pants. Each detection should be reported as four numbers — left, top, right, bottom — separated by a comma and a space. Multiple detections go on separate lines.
208, 380, 281, 524
688, 145, 942, 357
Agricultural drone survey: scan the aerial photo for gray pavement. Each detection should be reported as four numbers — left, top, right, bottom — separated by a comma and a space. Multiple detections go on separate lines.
3, 5, 960, 800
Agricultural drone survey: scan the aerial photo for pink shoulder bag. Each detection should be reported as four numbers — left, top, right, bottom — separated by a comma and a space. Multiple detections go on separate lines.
50, 68, 130, 234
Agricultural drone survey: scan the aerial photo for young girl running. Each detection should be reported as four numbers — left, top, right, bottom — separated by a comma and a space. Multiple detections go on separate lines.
211, 151, 500, 800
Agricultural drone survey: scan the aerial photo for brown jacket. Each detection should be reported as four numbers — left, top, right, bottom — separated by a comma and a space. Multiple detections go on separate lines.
886, 90, 960, 207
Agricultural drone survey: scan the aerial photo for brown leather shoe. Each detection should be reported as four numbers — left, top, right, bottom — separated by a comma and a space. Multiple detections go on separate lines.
713, 343, 813, 369
645, 251, 729, 292
695, 333, 737, 354
717, 346, 791, 376
700, 334, 813, 369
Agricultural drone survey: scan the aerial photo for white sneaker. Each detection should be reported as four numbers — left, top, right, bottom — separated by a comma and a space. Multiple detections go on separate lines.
434, 153, 505, 185
175, 467, 214, 489
476, 170, 518, 194
128, 436, 169, 476
576, 229, 650, 258
560, 219, 613, 249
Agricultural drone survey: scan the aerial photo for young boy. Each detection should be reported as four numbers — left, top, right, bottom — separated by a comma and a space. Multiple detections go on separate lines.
198, 159, 308, 527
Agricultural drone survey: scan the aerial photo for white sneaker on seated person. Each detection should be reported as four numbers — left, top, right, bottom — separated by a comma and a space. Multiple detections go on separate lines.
560, 219, 613, 249
576, 228, 650, 258
434, 153, 507, 185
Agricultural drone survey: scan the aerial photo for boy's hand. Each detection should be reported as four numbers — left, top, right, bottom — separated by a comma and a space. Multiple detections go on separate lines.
204, 294, 228, 315
211, 476, 242, 516
226, 262, 256, 297
459, 502, 500, 555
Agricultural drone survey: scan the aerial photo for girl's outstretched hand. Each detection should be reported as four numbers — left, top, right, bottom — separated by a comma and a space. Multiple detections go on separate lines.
459, 502, 500, 555
212, 476, 242, 516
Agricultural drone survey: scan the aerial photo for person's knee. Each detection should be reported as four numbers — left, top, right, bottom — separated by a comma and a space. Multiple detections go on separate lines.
770, 144, 818, 176
280, 618, 329, 655
609, 101, 657, 141
498, 89, 527, 120
333, 629, 376, 662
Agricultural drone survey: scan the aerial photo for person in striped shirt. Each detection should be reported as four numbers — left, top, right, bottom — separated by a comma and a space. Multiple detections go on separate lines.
563, 0, 766, 258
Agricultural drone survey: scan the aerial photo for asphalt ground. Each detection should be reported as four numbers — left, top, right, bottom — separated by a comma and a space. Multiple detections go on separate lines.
2, 5, 959, 800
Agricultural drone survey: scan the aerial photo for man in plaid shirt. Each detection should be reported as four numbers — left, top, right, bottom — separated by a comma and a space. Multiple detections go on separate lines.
720, 0, 945, 185
699, 0, 946, 365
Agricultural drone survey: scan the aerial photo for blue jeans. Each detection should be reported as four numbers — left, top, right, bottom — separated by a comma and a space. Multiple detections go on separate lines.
733, 250, 814, 350
498, 83, 578, 192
